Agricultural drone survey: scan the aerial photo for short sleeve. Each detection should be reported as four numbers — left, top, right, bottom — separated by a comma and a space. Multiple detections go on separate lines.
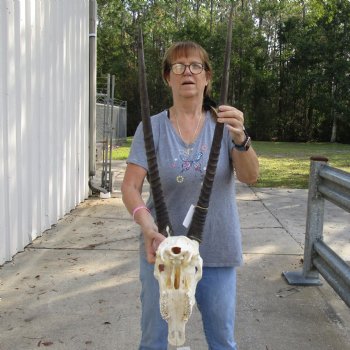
126, 122, 148, 171
126, 113, 163, 171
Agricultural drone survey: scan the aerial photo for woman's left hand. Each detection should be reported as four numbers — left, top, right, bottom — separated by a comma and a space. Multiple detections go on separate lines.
216, 105, 246, 145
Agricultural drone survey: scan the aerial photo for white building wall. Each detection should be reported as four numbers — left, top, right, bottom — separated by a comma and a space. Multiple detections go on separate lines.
0, 0, 90, 264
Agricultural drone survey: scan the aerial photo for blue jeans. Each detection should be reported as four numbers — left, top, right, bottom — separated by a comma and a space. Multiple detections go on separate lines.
139, 255, 238, 350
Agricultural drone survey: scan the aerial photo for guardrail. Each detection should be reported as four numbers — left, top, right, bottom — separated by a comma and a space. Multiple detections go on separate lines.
283, 156, 350, 307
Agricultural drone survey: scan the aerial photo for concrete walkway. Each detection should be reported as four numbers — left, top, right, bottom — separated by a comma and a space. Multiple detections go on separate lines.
0, 161, 349, 350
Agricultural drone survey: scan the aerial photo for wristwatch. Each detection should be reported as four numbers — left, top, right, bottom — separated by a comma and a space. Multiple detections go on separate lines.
233, 129, 251, 151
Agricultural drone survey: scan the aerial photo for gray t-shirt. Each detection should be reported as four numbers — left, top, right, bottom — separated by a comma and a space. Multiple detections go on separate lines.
127, 109, 243, 267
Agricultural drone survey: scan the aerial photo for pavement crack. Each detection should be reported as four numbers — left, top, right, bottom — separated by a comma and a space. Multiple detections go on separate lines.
243, 252, 302, 256
69, 213, 132, 221
26, 247, 138, 252
251, 188, 304, 250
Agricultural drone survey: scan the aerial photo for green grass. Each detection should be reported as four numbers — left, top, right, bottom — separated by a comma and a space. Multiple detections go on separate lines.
112, 139, 350, 189
253, 141, 350, 188
112, 137, 133, 160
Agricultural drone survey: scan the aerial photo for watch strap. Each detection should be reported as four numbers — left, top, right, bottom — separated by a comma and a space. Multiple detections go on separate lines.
233, 129, 251, 151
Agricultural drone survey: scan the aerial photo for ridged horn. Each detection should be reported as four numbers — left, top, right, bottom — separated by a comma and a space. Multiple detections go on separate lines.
137, 26, 172, 236
187, 1, 235, 242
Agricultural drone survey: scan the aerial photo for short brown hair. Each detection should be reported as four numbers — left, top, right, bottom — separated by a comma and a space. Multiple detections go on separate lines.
162, 41, 212, 97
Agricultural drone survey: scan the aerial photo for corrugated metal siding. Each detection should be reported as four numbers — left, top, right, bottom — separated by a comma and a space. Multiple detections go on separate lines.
0, 0, 90, 264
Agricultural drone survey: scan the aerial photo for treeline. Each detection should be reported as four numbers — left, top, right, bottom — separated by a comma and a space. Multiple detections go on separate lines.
96, 0, 350, 143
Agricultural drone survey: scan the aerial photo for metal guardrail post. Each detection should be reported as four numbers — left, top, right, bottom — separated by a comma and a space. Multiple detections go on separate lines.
283, 156, 329, 285
283, 156, 350, 307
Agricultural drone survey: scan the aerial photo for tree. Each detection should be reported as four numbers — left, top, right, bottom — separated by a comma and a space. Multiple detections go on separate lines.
95, 0, 350, 143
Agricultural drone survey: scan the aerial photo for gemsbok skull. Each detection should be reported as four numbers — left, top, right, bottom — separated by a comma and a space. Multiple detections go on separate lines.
154, 235, 203, 346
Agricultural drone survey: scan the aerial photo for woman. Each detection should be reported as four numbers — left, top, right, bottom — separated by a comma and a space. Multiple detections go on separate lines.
121, 41, 259, 350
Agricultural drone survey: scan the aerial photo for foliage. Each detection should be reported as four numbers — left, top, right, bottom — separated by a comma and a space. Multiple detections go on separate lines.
97, 0, 350, 143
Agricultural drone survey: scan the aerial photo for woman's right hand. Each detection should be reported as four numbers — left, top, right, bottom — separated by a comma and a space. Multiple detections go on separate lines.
121, 163, 166, 263
142, 224, 166, 264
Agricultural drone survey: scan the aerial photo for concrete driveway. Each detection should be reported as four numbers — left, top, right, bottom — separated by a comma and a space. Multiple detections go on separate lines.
0, 161, 349, 350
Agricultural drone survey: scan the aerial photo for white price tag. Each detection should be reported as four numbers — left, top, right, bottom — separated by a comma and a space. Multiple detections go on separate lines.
182, 204, 195, 228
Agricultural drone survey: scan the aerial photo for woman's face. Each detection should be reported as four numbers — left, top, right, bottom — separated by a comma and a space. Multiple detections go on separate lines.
166, 53, 210, 101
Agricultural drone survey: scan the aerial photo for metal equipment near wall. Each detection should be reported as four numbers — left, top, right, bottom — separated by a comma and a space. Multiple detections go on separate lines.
96, 74, 127, 193
283, 157, 350, 307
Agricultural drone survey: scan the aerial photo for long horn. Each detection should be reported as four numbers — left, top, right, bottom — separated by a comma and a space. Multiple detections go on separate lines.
137, 26, 172, 236
187, 1, 235, 242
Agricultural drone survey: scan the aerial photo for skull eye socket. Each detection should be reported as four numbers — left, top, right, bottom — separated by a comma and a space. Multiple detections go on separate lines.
158, 264, 165, 272
171, 247, 181, 254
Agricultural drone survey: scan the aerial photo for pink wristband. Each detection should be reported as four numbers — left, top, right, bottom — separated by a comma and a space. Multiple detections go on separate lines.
132, 206, 150, 220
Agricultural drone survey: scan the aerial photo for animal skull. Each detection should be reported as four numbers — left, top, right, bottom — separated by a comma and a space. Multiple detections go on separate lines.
154, 235, 203, 346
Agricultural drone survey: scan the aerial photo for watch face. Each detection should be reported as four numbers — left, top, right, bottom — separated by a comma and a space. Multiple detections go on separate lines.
245, 137, 252, 150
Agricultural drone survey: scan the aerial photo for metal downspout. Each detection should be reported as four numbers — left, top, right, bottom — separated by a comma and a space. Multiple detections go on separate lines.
88, 0, 107, 194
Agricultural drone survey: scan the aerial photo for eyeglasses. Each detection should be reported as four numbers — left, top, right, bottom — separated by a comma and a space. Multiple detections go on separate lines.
170, 63, 205, 75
